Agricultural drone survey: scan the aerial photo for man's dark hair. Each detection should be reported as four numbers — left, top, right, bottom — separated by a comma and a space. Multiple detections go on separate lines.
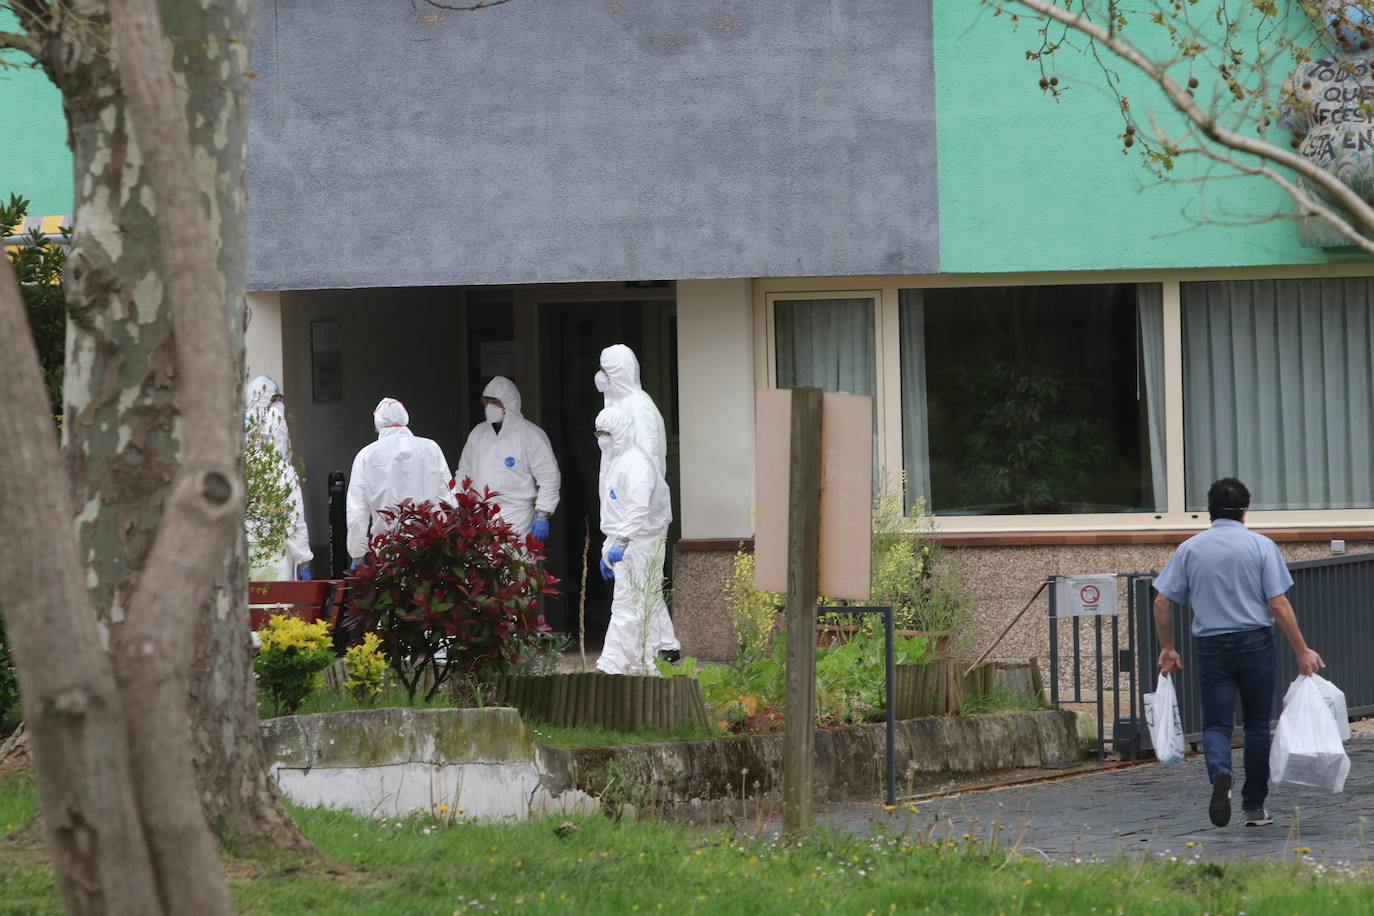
1207, 477, 1251, 522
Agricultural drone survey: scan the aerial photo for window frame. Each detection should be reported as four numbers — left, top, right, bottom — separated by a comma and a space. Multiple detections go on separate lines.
755, 266, 1374, 534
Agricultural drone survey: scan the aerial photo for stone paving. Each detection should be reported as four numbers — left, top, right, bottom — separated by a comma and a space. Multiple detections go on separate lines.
815, 736, 1374, 863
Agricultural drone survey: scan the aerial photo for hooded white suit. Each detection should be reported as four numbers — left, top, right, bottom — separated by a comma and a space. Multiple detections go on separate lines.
598, 344, 679, 657
599, 344, 667, 476
345, 398, 453, 560
455, 376, 560, 534
595, 405, 679, 676
244, 375, 312, 579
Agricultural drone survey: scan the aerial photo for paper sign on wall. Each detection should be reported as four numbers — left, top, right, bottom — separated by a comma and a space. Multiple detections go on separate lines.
1055, 575, 1118, 618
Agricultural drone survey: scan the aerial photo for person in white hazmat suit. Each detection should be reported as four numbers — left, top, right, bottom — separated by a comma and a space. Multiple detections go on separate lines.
244, 375, 312, 580
595, 344, 681, 659
595, 344, 666, 476
346, 397, 454, 564
455, 376, 560, 541
594, 405, 679, 676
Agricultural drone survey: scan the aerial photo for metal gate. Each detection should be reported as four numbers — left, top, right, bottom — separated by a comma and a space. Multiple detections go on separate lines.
1129, 552, 1374, 753
1049, 551, 1374, 760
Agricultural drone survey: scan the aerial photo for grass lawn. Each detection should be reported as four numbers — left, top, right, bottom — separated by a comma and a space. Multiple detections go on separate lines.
3, 768, 1372, 915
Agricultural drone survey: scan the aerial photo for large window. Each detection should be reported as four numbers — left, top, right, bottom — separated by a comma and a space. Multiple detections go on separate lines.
901, 285, 1162, 515
761, 272, 1374, 528
1182, 278, 1374, 511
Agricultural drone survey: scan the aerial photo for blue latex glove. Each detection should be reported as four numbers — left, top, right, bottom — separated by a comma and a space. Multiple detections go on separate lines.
349, 559, 362, 571
607, 545, 625, 565
531, 519, 551, 542
599, 557, 615, 580
296, 566, 312, 581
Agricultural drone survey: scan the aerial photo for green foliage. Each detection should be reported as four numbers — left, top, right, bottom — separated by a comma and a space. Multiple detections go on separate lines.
343, 489, 556, 702
815, 621, 932, 726
341, 633, 387, 707
253, 614, 336, 716
0, 611, 18, 739
504, 630, 573, 677
820, 472, 974, 645
961, 683, 1046, 715
243, 407, 296, 575
2, 193, 66, 419
954, 362, 1115, 513
722, 546, 782, 662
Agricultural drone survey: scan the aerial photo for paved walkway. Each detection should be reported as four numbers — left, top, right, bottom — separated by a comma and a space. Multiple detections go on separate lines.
814, 736, 1374, 863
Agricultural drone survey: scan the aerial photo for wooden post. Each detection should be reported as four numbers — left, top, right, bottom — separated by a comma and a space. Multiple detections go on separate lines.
783, 386, 823, 837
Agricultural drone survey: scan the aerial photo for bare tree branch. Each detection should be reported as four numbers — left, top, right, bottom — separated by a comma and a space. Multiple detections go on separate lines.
0, 29, 39, 59
415, 0, 513, 10
1000, 0, 1374, 245
108, 0, 241, 911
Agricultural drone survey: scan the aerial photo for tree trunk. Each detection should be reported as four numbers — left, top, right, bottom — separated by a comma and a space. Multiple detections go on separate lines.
0, 253, 163, 916
27, 0, 306, 851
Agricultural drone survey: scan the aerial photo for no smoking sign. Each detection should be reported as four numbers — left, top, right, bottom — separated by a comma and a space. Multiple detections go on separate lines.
1054, 575, 1117, 618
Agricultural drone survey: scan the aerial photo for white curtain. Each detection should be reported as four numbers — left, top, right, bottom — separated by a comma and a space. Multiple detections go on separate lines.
774, 297, 877, 488
898, 290, 931, 510
774, 298, 875, 396
1182, 278, 1374, 510
1137, 284, 1167, 512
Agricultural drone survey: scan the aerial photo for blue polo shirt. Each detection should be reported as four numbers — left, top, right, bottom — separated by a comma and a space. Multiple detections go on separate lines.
1153, 519, 1293, 637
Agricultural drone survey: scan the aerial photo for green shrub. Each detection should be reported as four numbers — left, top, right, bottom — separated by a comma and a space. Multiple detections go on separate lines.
342, 633, 387, 707
254, 614, 336, 716
0, 612, 18, 738
343, 485, 557, 702
243, 405, 296, 576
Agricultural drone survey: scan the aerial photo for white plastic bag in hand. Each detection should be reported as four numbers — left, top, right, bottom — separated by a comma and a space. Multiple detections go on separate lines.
1304, 673, 1351, 742
1271, 675, 1350, 794
1145, 672, 1185, 766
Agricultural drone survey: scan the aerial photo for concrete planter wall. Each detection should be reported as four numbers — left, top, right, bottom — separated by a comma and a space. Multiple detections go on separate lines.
261, 706, 1083, 822
260, 707, 597, 820
539, 709, 1083, 817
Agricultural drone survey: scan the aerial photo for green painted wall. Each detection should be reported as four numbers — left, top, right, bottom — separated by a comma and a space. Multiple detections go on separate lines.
933, 7, 1370, 274
0, 14, 71, 220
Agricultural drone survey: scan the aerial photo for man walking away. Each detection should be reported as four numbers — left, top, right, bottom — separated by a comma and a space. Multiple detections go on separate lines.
1152, 477, 1324, 829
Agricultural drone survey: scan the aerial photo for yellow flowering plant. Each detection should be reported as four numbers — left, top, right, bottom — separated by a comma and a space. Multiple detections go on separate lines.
343, 633, 387, 706
254, 614, 335, 715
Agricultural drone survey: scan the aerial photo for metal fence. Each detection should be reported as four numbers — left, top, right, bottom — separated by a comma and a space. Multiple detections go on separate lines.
1049, 551, 1374, 759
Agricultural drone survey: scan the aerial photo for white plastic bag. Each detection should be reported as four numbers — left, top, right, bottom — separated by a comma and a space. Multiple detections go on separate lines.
1271, 676, 1350, 794
1145, 672, 1185, 765
1306, 673, 1351, 742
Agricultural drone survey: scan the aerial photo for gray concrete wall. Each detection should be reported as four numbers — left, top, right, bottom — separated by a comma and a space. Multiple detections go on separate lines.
246, 1, 938, 290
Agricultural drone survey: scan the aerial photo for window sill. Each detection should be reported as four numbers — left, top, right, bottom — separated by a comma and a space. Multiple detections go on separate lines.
677, 527, 1374, 551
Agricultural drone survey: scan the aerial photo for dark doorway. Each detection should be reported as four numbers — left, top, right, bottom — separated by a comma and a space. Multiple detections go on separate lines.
538, 298, 679, 645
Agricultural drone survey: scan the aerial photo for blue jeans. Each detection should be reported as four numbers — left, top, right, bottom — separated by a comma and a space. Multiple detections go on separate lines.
1196, 627, 1275, 811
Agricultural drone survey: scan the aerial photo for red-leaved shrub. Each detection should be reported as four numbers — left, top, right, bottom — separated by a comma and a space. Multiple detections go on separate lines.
343, 482, 558, 701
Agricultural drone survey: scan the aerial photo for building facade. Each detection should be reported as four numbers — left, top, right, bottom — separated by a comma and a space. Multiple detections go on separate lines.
6, 2, 1372, 662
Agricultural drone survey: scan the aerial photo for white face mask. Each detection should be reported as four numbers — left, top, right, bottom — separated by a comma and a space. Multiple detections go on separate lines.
594, 370, 609, 393
270, 399, 285, 417
596, 433, 611, 452
485, 403, 505, 425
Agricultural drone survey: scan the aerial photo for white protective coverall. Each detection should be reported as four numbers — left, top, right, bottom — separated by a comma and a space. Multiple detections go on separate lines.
455, 376, 560, 534
244, 375, 312, 579
597, 344, 679, 655
346, 398, 454, 561
595, 406, 679, 676
599, 344, 667, 476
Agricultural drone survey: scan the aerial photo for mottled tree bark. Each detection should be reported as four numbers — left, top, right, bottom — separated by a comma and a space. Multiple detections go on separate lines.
0, 250, 163, 916
9, 0, 303, 855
